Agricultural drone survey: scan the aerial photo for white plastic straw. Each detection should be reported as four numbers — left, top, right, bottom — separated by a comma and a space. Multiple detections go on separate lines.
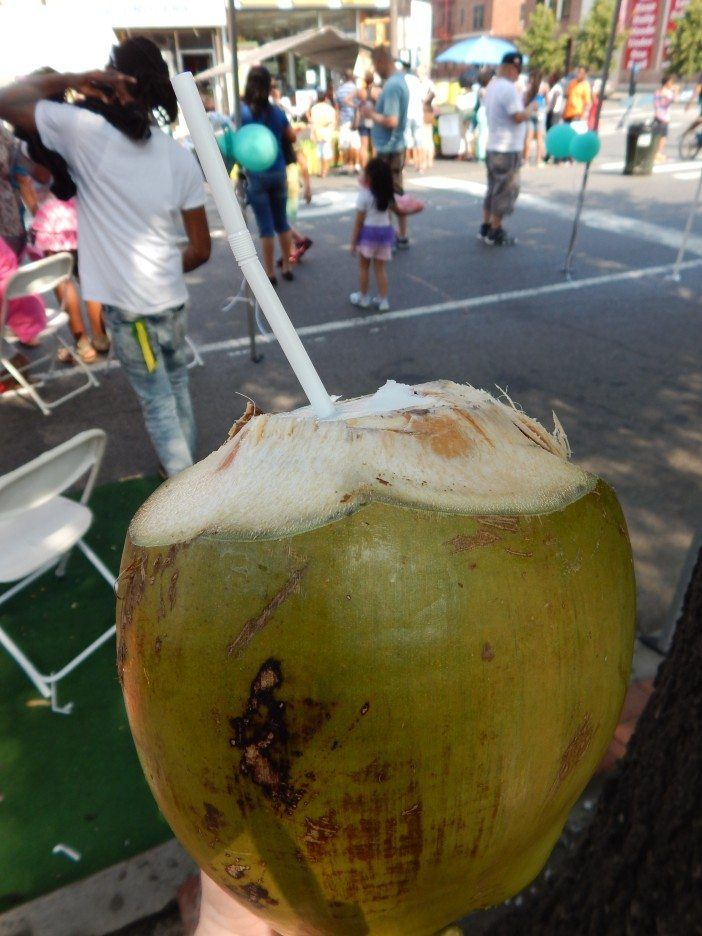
172, 72, 335, 419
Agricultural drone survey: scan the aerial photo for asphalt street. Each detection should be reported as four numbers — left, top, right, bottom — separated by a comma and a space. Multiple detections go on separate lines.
2, 103, 701, 639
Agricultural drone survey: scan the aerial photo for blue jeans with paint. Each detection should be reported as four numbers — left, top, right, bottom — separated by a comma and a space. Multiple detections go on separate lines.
102, 304, 195, 477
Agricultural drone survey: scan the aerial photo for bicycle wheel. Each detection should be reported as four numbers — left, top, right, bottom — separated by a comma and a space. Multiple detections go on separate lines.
679, 128, 702, 160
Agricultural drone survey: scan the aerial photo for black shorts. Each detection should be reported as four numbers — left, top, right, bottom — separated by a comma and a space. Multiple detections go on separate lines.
652, 118, 669, 138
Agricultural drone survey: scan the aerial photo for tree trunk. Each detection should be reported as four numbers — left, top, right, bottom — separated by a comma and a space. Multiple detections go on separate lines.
486, 548, 702, 936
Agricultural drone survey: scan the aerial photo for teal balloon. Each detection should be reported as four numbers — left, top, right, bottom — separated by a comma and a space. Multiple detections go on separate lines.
232, 124, 278, 172
216, 127, 237, 171
570, 130, 601, 163
546, 123, 576, 159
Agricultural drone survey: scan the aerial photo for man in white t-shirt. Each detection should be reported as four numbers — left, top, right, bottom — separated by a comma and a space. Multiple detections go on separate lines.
481, 51, 537, 246
403, 65, 424, 171
0, 38, 211, 476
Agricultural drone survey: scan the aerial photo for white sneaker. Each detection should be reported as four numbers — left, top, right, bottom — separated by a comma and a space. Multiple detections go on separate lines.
350, 292, 371, 308
377, 298, 390, 312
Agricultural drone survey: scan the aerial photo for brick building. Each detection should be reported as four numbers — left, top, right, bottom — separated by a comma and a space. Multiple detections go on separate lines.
434, 0, 524, 45
433, 0, 592, 57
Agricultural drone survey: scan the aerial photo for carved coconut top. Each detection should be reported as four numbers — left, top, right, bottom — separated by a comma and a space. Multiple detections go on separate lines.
130, 380, 595, 545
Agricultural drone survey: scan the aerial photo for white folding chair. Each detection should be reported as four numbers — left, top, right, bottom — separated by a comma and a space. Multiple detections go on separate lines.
0, 429, 116, 714
0, 251, 99, 416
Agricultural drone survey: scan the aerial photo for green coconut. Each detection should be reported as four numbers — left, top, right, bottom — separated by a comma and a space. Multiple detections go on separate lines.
116, 380, 635, 936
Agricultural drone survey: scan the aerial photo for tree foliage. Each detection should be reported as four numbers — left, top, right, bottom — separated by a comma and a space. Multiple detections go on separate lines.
573, 0, 624, 72
518, 5, 566, 75
667, 0, 702, 78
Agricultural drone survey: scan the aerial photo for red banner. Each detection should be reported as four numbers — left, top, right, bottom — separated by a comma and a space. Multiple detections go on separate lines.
624, 0, 661, 70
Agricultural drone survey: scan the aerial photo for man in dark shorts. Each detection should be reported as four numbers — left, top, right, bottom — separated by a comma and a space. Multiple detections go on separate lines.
481, 52, 537, 246
362, 46, 410, 248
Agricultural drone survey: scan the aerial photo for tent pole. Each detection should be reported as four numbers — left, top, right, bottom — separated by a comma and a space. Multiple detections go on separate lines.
562, 0, 623, 279
227, 0, 241, 126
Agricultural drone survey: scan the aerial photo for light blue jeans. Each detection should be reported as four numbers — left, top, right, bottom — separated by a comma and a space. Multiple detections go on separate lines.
103, 304, 196, 477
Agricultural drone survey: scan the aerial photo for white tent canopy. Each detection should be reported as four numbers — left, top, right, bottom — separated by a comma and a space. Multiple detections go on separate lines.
194, 26, 370, 82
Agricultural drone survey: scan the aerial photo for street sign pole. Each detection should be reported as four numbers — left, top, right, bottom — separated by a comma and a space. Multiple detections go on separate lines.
562, 0, 624, 279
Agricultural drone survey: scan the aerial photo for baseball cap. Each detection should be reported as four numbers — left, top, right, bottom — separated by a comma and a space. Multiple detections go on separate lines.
501, 52, 523, 69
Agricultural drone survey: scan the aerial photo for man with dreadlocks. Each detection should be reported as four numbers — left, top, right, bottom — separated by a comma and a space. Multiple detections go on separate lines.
0, 37, 211, 477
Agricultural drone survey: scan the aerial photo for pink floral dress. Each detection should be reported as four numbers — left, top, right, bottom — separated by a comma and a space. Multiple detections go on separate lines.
31, 193, 78, 253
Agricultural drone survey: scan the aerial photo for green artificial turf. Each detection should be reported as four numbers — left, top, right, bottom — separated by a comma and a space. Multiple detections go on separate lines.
0, 476, 174, 913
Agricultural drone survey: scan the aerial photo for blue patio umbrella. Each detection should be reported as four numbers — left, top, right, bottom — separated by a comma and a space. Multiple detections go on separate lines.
436, 35, 521, 66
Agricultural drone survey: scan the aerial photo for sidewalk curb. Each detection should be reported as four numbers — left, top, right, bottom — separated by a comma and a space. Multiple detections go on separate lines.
0, 839, 196, 936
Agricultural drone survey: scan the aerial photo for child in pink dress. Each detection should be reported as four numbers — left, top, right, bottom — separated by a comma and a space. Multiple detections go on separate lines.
0, 235, 46, 344
349, 157, 395, 312
31, 193, 78, 254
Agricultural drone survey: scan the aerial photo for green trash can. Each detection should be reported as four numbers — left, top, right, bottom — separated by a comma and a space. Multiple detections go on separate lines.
624, 122, 661, 175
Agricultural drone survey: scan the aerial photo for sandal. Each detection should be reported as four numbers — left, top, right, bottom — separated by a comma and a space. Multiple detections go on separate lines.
58, 335, 97, 366
91, 333, 110, 354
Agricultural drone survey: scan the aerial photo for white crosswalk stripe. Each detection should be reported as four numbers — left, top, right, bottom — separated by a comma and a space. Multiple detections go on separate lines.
598, 159, 699, 175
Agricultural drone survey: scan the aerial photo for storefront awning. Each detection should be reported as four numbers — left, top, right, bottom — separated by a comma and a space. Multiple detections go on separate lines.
194, 25, 371, 80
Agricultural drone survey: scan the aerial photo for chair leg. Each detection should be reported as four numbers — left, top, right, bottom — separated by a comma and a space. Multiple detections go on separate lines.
76, 540, 117, 588
0, 548, 115, 715
0, 622, 52, 699
49, 679, 74, 715
55, 549, 73, 578
185, 335, 205, 369
56, 334, 100, 388
0, 354, 51, 415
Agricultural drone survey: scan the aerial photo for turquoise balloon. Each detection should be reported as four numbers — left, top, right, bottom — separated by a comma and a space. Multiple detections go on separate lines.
546, 123, 576, 159
232, 124, 278, 172
570, 130, 601, 163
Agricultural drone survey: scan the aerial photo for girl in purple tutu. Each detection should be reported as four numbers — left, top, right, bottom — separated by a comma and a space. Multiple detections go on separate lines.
349, 157, 395, 312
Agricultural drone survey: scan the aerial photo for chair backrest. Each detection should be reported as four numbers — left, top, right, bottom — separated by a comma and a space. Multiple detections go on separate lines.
0, 252, 74, 340
0, 429, 106, 521
3, 252, 74, 302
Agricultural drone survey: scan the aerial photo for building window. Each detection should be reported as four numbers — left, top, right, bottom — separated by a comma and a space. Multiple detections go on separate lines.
460, 6, 465, 25
560, 0, 571, 19
520, 3, 526, 23
473, 3, 485, 29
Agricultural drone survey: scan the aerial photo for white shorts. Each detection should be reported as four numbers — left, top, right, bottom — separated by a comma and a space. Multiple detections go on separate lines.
316, 140, 333, 160
405, 118, 421, 149
339, 122, 360, 151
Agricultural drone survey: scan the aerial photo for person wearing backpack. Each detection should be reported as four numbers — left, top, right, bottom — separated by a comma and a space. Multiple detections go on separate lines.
241, 65, 296, 285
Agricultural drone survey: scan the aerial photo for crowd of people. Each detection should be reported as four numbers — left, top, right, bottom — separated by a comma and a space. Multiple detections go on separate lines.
1, 37, 692, 478
239, 46, 425, 309
0, 40, 431, 474
305, 62, 435, 177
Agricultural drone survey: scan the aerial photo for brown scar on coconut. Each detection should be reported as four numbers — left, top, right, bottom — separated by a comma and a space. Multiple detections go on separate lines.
227, 564, 309, 659
229, 659, 307, 814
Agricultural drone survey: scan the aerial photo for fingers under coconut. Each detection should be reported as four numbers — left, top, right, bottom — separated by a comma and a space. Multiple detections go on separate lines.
195, 872, 279, 936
